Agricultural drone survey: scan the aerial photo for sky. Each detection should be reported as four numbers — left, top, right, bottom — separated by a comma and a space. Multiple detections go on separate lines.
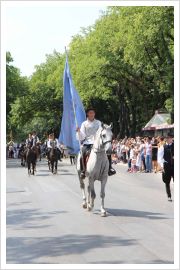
5, 5, 106, 77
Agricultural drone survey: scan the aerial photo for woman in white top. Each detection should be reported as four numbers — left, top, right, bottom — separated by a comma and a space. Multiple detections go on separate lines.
157, 137, 165, 171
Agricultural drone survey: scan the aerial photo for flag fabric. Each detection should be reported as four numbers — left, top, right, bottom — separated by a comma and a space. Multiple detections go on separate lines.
59, 54, 86, 154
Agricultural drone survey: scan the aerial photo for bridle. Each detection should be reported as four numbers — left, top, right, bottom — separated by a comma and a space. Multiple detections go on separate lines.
93, 128, 112, 153
100, 128, 112, 145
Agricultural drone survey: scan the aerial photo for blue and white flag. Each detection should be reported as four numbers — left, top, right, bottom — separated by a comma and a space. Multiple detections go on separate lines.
59, 54, 86, 154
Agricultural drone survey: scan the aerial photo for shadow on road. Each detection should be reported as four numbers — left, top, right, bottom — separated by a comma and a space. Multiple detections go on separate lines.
6, 159, 22, 168
36, 173, 50, 176
7, 208, 67, 229
107, 208, 169, 220
6, 234, 137, 264
6, 159, 75, 169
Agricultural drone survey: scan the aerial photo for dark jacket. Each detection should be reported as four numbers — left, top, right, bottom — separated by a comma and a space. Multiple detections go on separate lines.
163, 142, 174, 166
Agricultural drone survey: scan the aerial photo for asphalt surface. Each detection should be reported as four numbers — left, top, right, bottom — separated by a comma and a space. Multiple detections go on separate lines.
6, 158, 174, 264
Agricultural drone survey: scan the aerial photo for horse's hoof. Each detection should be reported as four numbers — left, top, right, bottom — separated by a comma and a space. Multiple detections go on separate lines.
82, 202, 87, 209
87, 205, 92, 211
101, 211, 107, 217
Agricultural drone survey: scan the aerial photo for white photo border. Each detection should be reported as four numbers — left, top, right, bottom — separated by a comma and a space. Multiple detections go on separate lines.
1, 1, 179, 269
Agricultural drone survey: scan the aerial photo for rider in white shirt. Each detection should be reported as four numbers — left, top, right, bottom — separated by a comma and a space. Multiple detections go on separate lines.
26, 133, 33, 147
47, 133, 61, 160
76, 108, 116, 178
32, 131, 40, 146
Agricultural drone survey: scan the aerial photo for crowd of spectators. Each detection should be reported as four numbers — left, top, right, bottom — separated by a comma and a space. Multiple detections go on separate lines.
111, 136, 172, 173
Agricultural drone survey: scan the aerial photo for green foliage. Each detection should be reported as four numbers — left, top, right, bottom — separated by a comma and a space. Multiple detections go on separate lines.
7, 6, 174, 140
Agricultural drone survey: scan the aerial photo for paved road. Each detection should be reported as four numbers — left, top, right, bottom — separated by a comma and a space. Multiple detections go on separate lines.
6, 158, 174, 264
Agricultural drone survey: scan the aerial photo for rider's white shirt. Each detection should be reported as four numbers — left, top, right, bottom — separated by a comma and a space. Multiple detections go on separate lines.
76, 118, 101, 145
32, 135, 39, 146
47, 138, 60, 149
26, 138, 32, 146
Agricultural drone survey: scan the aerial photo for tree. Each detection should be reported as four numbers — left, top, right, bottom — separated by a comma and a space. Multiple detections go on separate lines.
7, 6, 174, 140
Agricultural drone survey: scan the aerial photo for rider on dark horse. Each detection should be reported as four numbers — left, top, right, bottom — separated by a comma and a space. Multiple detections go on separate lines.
32, 131, 40, 146
76, 108, 116, 179
47, 133, 61, 161
26, 133, 33, 147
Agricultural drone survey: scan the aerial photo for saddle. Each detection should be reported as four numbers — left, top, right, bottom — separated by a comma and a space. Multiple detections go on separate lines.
81, 148, 92, 172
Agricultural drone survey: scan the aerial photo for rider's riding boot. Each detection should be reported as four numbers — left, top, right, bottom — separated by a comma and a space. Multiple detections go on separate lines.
107, 154, 116, 176
80, 156, 86, 179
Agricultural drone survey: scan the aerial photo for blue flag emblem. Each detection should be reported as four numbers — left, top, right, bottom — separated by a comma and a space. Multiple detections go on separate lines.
59, 55, 86, 154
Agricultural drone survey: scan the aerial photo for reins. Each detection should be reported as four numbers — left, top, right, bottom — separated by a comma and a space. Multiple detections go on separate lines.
92, 128, 112, 153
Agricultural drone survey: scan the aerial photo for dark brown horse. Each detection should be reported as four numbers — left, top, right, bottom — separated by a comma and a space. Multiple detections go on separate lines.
48, 142, 58, 174
35, 142, 41, 161
26, 145, 37, 176
19, 144, 27, 167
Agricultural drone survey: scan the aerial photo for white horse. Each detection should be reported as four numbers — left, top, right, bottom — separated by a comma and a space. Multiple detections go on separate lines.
76, 123, 113, 217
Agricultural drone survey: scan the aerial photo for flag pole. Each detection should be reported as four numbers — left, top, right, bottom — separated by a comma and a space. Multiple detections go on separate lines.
65, 47, 85, 172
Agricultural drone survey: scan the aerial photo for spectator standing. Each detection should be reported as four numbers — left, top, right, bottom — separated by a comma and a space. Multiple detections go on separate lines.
152, 139, 158, 173
121, 141, 126, 163
145, 137, 152, 173
128, 144, 135, 172
140, 140, 146, 172
116, 140, 121, 162
136, 149, 141, 172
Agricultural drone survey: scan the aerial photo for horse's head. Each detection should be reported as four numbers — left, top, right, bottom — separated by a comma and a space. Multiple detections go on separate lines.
100, 123, 113, 154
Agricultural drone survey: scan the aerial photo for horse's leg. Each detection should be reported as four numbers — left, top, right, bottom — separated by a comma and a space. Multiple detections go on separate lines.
28, 162, 31, 176
90, 178, 96, 209
34, 158, 37, 171
87, 177, 96, 211
87, 184, 91, 211
54, 160, 57, 174
100, 177, 107, 217
51, 161, 54, 174
21, 157, 23, 166
54, 159, 57, 174
79, 174, 87, 208
48, 160, 50, 170
31, 163, 33, 175
32, 163, 35, 175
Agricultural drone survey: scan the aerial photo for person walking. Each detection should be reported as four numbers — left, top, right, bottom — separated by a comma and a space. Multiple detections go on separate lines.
162, 133, 174, 201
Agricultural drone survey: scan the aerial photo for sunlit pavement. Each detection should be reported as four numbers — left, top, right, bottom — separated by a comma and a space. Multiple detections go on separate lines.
6, 158, 174, 264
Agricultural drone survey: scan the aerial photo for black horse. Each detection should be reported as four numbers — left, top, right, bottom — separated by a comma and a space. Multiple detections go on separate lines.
26, 145, 37, 176
35, 142, 41, 161
48, 142, 58, 174
19, 144, 27, 167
